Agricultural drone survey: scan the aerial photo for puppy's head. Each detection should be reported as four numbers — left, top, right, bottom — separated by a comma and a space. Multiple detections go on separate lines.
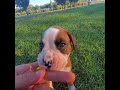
37, 26, 76, 71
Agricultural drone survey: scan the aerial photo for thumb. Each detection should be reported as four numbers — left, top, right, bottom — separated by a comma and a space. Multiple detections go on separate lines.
15, 69, 45, 89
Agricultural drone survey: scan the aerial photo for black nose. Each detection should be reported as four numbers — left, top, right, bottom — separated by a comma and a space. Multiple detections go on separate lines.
43, 60, 52, 68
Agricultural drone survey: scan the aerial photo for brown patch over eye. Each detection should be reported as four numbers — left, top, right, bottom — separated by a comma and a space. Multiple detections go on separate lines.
54, 27, 72, 55
55, 39, 66, 51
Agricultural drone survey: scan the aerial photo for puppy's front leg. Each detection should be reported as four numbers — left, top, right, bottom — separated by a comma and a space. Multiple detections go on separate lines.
68, 83, 76, 90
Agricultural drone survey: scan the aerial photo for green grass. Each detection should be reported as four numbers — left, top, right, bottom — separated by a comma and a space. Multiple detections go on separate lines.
15, 3, 105, 90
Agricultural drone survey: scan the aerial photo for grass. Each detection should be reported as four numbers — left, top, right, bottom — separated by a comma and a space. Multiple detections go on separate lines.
15, 3, 105, 90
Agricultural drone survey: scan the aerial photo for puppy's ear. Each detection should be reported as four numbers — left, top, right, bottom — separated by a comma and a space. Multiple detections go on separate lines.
67, 32, 76, 50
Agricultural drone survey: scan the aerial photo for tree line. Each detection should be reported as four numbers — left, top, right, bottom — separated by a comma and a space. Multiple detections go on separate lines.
15, 0, 99, 16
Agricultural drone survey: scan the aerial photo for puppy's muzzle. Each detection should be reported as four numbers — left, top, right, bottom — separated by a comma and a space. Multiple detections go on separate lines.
43, 59, 52, 68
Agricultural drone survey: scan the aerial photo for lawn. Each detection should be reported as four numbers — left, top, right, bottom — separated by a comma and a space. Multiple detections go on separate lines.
15, 3, 105, 90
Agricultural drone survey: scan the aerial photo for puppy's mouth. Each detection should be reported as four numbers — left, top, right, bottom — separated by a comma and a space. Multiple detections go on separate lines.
37, 53, 68, 71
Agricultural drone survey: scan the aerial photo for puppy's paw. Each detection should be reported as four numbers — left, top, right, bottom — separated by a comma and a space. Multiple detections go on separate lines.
68, 84, 76, 90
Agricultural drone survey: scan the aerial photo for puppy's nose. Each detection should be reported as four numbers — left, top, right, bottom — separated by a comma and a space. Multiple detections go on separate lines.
43, 60, 52, 68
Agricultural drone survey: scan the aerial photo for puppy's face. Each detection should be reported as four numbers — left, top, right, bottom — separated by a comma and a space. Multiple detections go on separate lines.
37, 26, 76, 71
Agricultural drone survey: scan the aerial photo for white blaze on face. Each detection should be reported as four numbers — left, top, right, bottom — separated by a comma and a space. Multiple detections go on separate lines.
43, 27, 59, 49
37, 27, 69, 71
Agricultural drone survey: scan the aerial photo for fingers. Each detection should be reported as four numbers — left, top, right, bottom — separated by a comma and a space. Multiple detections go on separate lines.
33, 85, 55, 90
15, 72, 36, 89
15, 64, 31, 75
15, 69, 46, 89
29, 61, 39, 71
35, 69, 46, 84
44, 70, 75, 83
15, 61, 39, 74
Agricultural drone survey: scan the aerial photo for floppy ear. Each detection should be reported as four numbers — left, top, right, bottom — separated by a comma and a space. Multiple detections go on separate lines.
67, 32, 76, 50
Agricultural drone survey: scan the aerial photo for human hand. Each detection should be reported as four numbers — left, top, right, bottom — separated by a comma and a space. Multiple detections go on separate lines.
15, 62, 75, 90
15, 62, 45, 90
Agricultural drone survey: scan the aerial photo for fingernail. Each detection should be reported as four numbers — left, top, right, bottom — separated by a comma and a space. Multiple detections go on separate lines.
35, 70, 44, 80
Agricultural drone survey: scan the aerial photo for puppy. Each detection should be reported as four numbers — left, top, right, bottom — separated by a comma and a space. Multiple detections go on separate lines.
37, 26, 76, 90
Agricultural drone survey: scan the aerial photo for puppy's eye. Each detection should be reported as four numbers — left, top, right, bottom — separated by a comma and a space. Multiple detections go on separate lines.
59, 42, 66, 48
39, 42, 44, 51
55, 40, 66, 49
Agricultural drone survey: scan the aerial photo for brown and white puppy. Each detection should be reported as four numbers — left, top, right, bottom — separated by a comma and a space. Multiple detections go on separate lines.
37, 26, 76, 90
